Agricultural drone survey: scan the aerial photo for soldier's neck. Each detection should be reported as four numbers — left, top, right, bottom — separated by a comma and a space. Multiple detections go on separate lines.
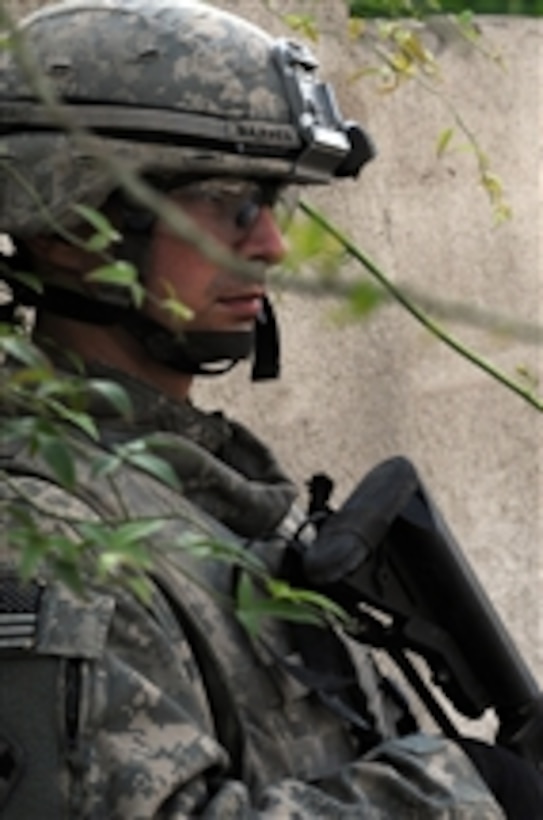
34, 312, 194, 403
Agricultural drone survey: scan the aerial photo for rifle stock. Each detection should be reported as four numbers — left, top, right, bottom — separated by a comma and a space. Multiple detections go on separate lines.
302, 456, 543, 768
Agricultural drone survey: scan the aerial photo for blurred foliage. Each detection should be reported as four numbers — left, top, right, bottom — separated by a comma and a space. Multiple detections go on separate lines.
291, 201, 543, 412
0, 323, 349, 630
349, 0, 543, 15
280, 1, 512, 223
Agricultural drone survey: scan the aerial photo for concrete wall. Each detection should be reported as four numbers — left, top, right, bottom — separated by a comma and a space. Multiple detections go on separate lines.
6, 2, 543, 688
200, 4, 543, 687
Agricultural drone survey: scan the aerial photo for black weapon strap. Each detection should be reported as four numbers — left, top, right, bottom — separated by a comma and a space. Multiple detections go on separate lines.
277, 541, 383, 753
275, 476, 419, 748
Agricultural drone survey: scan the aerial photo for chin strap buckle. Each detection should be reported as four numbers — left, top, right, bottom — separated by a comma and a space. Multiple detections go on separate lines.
252, 295, 280, 381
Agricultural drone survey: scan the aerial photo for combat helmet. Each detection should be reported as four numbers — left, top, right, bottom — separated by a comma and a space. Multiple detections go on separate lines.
0, 0, 375, 377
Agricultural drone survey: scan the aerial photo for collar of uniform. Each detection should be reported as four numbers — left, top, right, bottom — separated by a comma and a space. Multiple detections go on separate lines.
82, 361, 233, 454
40, 359, 298, 537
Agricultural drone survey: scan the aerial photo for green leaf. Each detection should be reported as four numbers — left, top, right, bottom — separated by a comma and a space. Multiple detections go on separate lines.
347, 281, 387, 317
235, 573, 263, 638
98, 551, 132, 574
108, 519, 165, 547
283, 211, 346, 277
87, 379, 133, 419
37, 434, 76, 489
85, 262, 133, 285
72, 204, 121, 248
436, 127, 455, 157
0, 416, 39, 446
124, 573, 152, 603
9, 515, 80, 583
0, 333, 50, 369
12, 524, 47, 580
160, 296, 193, 322
0, 36, 13, 53
46, 398, 98, 440
235, 573, 328, 639
160, 282, 193, 321
348, 16, 367, 38
2, 269, 43, 294
266, 579, 349, 623
124, 452, 181, 490
85, 261, 144, 308
283, 14, 319, 42
90, 452, 123, 478
77, 519, 163, 554
93, 523, 155, 578
173, 532, 266, 575
456, 9, 479, 41
83, 233, 116, 253
74, 520, 109, 546
50, 559, 86, 596
2, 370, 45, 401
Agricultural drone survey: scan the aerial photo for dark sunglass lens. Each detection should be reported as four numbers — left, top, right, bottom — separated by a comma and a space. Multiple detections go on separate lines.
235, 199, 261, 230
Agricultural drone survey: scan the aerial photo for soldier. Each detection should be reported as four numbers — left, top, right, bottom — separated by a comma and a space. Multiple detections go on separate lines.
0, 1, 541, 817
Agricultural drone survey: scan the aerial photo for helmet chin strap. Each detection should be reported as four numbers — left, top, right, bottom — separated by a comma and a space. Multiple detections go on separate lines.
5, 267, 280, 381
122, 294, 280, 380
120, 309, 256, 377
119, 293, 281, 380
252, 293, 281, 380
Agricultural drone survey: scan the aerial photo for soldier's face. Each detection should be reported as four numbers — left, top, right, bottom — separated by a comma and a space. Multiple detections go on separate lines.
144, 178, 287, 335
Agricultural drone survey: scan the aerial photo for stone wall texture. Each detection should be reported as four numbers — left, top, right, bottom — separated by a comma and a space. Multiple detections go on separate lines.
5, 1, 543, 704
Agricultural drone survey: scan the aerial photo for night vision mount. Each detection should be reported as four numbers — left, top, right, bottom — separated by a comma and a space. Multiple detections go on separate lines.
272, 39, 376, 180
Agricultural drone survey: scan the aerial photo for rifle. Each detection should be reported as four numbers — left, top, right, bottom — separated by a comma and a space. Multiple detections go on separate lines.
301, 456, 543, 768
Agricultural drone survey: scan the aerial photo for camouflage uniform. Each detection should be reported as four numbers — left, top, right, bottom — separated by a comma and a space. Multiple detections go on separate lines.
0, 1, 506, 815
0, 366, 505, 818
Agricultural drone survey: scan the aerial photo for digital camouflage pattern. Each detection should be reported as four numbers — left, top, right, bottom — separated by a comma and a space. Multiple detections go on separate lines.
0, 365, 506, 818
0, 0, 367, 236
0, 2, 505, 814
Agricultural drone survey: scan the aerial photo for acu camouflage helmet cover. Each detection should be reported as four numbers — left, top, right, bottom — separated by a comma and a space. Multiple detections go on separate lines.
0, 0, 375, 236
